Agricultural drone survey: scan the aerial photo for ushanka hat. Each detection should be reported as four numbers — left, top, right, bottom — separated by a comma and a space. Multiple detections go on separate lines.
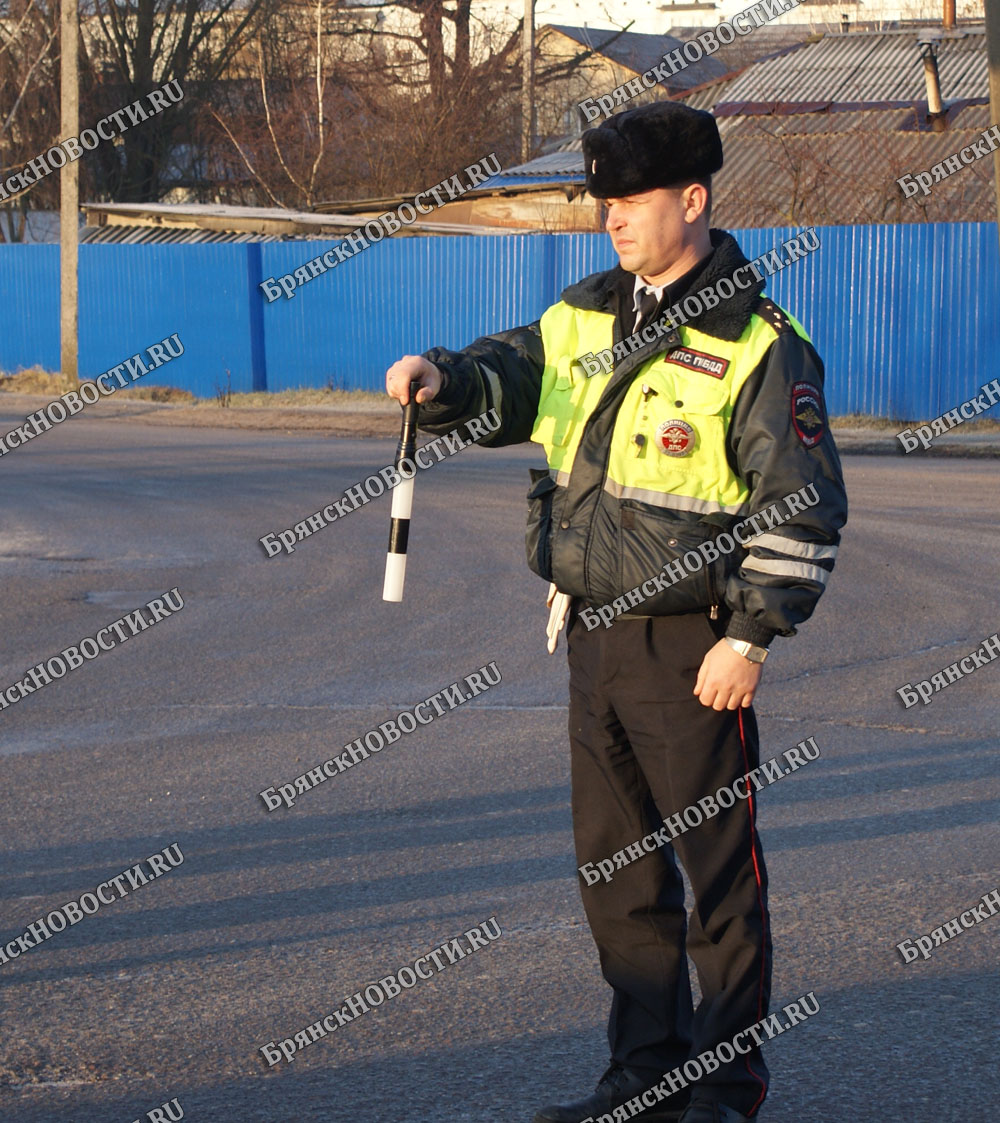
582, 101, 724, 198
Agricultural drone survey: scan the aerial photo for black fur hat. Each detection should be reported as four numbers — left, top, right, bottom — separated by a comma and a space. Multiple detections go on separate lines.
582, 101, 723, 198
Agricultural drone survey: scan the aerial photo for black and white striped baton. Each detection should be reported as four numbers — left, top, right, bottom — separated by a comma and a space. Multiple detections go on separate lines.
382, 380, 420, 602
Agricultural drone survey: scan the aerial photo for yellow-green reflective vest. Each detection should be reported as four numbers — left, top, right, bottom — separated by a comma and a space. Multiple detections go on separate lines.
530, 301, 811, 516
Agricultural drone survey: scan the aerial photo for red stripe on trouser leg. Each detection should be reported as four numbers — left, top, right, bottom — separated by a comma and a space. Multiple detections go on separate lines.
738, 707, 768, 1116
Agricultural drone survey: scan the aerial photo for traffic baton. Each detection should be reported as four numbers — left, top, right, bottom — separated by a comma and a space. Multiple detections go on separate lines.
382, 380, 420, 602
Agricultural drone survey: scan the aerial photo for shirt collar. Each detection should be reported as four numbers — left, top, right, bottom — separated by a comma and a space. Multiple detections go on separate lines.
630, 250, 716, 315
631, 274, 664, 315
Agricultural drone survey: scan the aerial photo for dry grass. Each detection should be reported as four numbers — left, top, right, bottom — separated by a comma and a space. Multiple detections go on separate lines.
190, 387, 388, 411
0, 369, 386, 410
829, 413, 900, 431
0, 367, 76, 395
0, 368, 195, 403
831, 412, 1000, 432
112, 385, 196, 403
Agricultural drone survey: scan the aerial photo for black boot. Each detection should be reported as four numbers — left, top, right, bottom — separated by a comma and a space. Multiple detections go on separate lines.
533, 1062, 690, 1123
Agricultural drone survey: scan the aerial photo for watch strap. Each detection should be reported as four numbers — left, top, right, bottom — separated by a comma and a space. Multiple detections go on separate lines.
724, 636, 769, 663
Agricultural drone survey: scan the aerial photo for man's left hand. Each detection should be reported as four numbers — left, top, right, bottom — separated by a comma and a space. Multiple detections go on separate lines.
693, 639, 763, 710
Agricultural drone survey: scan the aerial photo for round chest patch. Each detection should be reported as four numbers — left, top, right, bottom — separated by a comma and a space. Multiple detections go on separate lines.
655, 419, 696, 457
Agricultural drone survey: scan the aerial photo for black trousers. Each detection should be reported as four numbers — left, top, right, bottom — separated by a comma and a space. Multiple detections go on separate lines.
566, 605, 772, 1117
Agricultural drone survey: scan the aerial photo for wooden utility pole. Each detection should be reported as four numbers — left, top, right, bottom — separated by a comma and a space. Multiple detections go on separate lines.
521, 0, 534, 163
60, 0, 78, 382
987, 0, 1000, 256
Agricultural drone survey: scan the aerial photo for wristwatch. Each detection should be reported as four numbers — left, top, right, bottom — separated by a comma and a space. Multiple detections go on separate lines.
724, 637, 769, 664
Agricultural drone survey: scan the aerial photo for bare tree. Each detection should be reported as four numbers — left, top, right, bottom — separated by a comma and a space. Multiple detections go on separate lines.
0, 0, 59, 241
78, 0, 277, 201
346, 2, 623, 179
205, 0, 616, 209
320, 0, 526, 197
202, 0, 363, 208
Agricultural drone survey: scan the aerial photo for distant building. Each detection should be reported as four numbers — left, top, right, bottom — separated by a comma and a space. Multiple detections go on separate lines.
353, 0, 985, 37
537, 23, 730, 138
680, 24, 992, 226
468, 23, 993, 230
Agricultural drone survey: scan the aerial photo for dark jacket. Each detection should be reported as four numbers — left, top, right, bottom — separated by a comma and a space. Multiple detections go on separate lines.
417, 229, 848, 646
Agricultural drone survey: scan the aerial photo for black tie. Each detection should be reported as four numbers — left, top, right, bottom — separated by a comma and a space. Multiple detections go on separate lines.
634, 287, 660, 335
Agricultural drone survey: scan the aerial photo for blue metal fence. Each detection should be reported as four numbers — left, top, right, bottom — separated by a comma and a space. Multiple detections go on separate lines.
0, 222, 997, 418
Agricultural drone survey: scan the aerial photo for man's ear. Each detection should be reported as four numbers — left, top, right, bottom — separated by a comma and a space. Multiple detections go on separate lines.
682, 182, 709, 224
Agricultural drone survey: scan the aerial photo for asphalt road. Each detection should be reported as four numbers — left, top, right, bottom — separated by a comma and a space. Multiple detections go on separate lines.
0, 411, 997, 1123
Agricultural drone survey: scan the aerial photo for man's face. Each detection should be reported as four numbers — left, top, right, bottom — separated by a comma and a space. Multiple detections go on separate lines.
603, 186, 697, 279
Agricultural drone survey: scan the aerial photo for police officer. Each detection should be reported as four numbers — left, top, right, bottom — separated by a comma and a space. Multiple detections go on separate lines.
386, 102, 847, 1123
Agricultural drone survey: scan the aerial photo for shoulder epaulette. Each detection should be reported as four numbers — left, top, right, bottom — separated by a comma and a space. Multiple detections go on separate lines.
753, 297, 795, 335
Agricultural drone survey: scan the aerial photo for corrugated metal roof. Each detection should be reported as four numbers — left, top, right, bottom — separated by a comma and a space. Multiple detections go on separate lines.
712, 28, 987, 108
80, 224, 280, 244
491, 151, 584, 177
665, 23, 820, 74
477, 174, 582, 190
717, 101, 989, 136
712, 119, 995, 227
478, 144, 586, 189
681, 74, 743, 111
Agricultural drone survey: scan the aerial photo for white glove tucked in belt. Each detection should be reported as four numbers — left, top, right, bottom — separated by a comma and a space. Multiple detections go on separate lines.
545, 583, 572, 654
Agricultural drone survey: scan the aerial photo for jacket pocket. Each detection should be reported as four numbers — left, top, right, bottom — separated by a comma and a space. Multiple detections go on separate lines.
525, 468, 558, 581
618, 504, 721, 615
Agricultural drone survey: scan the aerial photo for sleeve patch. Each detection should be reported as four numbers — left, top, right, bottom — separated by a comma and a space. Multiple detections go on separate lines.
791, 381, 825, 448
